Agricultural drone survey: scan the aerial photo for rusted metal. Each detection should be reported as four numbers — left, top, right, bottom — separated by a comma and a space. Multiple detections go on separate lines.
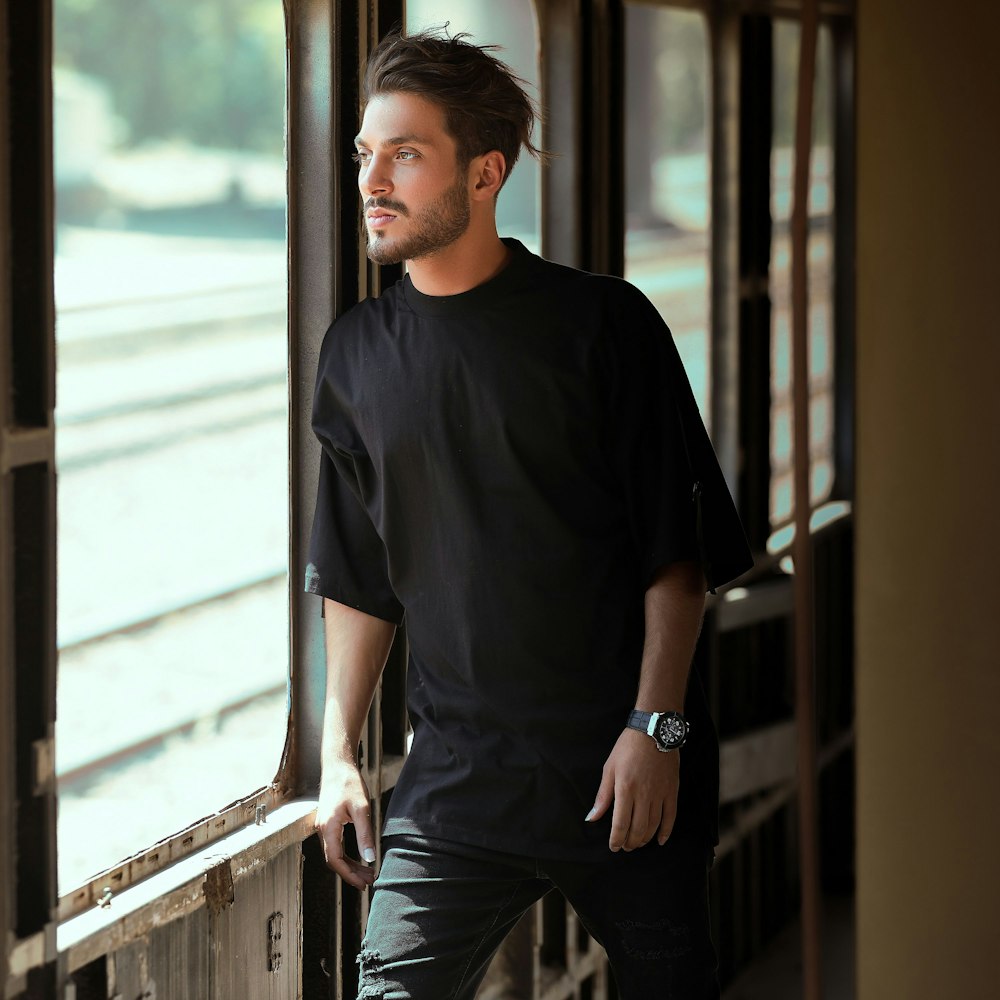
790, 0, 824, 997
58, 785, 286, 922
59, 800, 316, 974
203, 861, 235, 917
267, 911, 284, 972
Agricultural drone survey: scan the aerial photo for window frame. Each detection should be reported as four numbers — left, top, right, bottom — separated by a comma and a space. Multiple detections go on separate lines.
47, 0, 412, 933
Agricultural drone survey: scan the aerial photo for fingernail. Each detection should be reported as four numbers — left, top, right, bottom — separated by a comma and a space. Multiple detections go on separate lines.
363, 848, 376, 863
585, 808, 597, 822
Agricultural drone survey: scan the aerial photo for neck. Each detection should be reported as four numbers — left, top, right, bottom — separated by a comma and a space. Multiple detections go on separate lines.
405, 223, 511, 297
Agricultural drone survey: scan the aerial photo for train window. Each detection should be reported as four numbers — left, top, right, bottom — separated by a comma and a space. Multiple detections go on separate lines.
769, 19, 835, 527
623, 4, 712, 421
405, 0, 541, 254
52, 0, 289, 891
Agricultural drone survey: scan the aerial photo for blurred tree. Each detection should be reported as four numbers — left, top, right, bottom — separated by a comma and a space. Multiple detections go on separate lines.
54, 0, 285, 154
653, 11, 708, 157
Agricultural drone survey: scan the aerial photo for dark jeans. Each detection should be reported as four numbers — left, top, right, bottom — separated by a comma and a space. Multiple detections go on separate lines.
357, 834, 719, 1000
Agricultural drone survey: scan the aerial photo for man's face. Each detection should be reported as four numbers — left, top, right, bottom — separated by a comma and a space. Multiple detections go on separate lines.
354, 92, 471, 265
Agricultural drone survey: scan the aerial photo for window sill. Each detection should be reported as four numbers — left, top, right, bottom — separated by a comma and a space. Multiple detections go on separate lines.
58, 797, 318, 974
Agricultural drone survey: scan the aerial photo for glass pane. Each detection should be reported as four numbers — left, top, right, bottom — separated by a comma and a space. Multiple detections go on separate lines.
53, 0, 289, 891
770, 20, 835, 527
405, 0, 541, 253
623, 5, 712, 422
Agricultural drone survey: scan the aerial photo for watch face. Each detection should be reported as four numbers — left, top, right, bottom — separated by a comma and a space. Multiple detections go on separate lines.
657, 714, 688, 749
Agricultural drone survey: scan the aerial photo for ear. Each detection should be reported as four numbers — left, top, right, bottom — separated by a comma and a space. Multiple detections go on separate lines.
469, 150, 507, 202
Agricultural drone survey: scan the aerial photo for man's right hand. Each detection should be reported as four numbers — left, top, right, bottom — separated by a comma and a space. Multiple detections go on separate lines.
315, 758, 377, 889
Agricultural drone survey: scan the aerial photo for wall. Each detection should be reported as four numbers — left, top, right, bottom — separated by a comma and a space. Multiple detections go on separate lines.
856, 2, 1000, 997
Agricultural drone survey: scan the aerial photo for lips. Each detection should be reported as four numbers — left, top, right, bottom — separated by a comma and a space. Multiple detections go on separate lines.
365, 198, 406, 228
366, 210, 397, 229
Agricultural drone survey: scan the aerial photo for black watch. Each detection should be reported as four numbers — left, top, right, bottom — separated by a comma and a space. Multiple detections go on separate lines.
627, 709, 690, 752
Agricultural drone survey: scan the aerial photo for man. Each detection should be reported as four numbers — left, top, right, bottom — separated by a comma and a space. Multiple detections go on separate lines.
307, 29, 752, 1000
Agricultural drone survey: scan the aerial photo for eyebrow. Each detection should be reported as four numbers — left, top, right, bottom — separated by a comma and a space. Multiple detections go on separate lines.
353, 133, 434, 148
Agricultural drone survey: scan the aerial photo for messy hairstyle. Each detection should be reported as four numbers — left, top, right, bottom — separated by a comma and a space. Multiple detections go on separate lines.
363, 28, 544, 189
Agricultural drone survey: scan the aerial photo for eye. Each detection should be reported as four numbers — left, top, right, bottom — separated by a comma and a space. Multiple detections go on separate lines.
397, 150, 419, 161
351, 150, 371, 165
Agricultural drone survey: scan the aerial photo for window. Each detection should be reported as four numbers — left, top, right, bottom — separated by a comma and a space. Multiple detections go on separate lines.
405, 0, 541, 254
769, 20, 835, 527
53, 0, 289, 891
623, 4, 712, 421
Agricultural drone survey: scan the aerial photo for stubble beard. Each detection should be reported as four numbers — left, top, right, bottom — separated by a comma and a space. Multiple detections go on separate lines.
364, 173, 471, 266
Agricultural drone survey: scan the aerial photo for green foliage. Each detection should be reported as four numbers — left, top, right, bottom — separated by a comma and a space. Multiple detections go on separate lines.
653, 12, 709, 156
54, 0, 286, 155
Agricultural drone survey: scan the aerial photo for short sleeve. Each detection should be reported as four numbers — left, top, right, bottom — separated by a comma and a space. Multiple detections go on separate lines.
612, 290, 753, 593
305, 443, 405, 624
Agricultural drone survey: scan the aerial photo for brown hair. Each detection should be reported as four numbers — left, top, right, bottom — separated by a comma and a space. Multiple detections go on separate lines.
363, 28, 544, 189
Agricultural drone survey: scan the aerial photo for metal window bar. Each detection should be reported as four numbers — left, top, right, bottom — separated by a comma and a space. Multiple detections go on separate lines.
2, 0, 60, 996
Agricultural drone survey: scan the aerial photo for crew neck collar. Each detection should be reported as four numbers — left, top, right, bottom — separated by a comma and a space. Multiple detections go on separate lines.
402, 238, 534, 317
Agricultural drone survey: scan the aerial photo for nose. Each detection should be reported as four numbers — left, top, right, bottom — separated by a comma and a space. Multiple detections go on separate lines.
359, 152, 393, 199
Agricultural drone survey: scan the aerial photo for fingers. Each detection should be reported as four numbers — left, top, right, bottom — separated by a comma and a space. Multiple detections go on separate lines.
625, 802, 656, 852
585, 766, 615, 824
590, 736, 681, 852
353, 799, 377, 867
609, 794, 631, 852
657, 797, 677, 846
323, 832, 376, 890
316, 804, 377, 890
336, 856, 376, 890
326, 833, 362, 888
620, 798, 677, 850
612, 800, 658, 852
598, 765, 658, 852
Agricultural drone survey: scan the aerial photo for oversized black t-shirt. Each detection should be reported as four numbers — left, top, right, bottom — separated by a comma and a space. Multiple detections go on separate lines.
306, 239, 752, 860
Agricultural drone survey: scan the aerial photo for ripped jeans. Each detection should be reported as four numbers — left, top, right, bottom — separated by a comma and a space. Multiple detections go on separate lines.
356, 834, 719, 1000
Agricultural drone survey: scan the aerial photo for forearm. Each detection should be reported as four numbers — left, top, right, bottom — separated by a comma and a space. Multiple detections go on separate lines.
635, 560, 707, 713
320, 597, 397, 769
588, 560, 707, 850
315, 597, 395, 884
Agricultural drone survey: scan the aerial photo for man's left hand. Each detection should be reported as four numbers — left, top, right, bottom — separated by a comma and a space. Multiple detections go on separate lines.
586, 728, 680, 851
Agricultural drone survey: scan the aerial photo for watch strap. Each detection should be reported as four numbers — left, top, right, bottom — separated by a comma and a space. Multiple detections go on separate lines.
626, 709, 690, 751
627, 709, 656, 736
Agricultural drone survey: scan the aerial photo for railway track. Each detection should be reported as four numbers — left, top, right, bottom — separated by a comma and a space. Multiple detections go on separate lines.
55, 279, 291, 812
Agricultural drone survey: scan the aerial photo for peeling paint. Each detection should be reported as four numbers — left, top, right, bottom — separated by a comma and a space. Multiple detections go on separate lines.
203, 859, 235, 915
267, 911, 283, 972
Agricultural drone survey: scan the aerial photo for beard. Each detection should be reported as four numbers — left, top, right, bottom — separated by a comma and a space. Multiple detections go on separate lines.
364, 173, 471, 265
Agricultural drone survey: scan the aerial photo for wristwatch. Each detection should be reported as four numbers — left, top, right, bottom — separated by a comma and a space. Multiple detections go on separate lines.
627, 709, 690, 752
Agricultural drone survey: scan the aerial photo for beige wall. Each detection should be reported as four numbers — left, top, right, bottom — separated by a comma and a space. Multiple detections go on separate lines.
856, 2, 1000, 997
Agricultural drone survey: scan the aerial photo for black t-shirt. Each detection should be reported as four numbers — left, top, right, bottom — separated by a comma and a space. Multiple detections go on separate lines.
306, 239, 752, 860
